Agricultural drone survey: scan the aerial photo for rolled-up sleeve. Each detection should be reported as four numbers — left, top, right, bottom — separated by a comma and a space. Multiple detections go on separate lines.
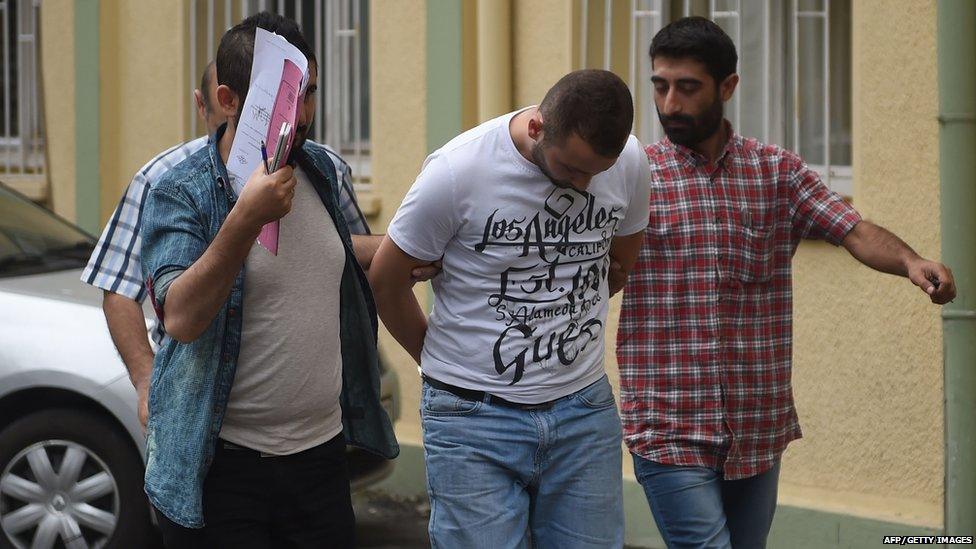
140, 185, 209, 324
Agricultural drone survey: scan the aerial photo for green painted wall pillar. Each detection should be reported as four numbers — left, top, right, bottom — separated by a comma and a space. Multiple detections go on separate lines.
426, 0, 463, 154
74, 0, 99, 233
937, 0, 976, 536
424, 0, 464, 311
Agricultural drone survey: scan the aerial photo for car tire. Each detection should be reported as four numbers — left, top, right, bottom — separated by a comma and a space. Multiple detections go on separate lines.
0, 409, 155, 549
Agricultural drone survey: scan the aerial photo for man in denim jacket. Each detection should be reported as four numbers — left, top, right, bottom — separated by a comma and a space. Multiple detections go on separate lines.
140, 13, 403, 548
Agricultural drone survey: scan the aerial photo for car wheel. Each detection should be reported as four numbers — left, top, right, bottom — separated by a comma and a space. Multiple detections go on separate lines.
0, 409, 154, 549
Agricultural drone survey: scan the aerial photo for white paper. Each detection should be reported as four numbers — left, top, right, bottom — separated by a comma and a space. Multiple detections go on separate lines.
226, 28, 309, 196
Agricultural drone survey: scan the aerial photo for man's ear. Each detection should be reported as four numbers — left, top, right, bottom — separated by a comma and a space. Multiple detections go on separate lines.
192, 89, 207, 120
215, 84, 240, 118
720, 73, 739, 102
527, 112, 544, 141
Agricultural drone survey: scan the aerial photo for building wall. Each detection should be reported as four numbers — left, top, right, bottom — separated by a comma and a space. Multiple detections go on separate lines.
40, 0, 76, 221
371, 0, 429, 443
41, 1, 186, 227
98, 1, 187, 224
511, 0, 574, 108
783, 0, 943, 527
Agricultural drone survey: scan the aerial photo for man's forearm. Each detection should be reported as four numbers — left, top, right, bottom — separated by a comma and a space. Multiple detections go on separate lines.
841, 221, 919, 276
374, 286, 428, 364
102, 291, 154, 387
367, 237, 431, 364
163, 207, 261, 342
351, 234, 384, 271
608, 231, 645, 295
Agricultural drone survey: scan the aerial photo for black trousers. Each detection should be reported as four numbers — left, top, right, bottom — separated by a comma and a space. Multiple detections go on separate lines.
155, 433, 355, 549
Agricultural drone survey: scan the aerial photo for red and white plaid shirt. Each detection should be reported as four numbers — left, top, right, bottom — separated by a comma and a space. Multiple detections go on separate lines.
617, 126, 862, 480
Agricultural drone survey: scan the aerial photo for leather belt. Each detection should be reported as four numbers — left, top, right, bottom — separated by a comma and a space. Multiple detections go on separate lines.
422, 375, 560, 411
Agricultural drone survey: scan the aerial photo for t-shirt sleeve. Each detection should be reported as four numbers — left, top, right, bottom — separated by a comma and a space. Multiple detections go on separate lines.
616, 138, 652, 236
386, 153, 460, 262
785, 150, 862, 245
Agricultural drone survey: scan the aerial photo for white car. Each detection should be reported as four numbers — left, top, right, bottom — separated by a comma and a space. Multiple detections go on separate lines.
0, 182, 400, 548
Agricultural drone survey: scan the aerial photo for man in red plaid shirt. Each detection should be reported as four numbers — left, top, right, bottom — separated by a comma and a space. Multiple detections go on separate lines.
616, 17, 956, 549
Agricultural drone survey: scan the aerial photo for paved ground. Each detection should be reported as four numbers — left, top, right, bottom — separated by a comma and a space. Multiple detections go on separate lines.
354, 491, 431, 548
147, 491, 648, 547
354, 491, 651, 548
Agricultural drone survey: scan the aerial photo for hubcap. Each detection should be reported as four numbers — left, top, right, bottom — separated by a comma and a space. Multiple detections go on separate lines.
51, 493, 67, 512
0, 440, 119, 549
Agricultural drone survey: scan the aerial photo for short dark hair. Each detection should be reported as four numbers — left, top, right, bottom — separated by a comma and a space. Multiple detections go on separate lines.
538, 69, 634, 158
215, 11, 316, 108
199, 61, 215, 113
649, 16, 737, 84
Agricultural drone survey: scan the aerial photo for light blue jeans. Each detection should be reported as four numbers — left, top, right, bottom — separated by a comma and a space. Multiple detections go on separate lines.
421, 375, 624, 548
632, 455, 781, 549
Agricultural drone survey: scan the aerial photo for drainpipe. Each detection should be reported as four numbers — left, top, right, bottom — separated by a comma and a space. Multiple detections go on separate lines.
476, 0, 512, 122
938, 0, 976, 536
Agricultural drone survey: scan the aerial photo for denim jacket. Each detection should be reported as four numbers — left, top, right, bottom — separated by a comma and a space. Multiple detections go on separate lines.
140, 124, 399, 528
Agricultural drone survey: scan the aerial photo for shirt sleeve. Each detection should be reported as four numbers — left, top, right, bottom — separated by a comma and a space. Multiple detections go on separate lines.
80, 174, 150, 301
335, 159, 372, 236
140, 184, 210, 324
616, 138, 652, 236
386, 154, 460, 262
786, 150, 862, 245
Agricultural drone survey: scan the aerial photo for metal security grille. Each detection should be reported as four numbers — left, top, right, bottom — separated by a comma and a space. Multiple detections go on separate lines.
188, 0, 370, 188
578, 0, 852, 196
0, 0, 45, 184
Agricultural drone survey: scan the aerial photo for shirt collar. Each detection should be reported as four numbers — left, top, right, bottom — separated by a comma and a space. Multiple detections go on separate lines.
664, 119, 740, 172
208, 122, 239, 202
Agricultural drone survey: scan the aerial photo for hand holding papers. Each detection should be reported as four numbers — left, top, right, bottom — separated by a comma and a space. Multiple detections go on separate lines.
269, 121, 292, 173
227, 28, 309, 255
255, 120, 295, 253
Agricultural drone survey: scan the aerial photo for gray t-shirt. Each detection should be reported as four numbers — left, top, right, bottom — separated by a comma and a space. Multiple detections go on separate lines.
220, 169, 345, 455
387, 108, 651, 403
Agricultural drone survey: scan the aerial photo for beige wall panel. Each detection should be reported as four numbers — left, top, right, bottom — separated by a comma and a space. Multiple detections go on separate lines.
512, 0, 573, 107
41, 0, 76, 220
99, 1, 186, 223
371, 0, 428, 444
782, 0, 942, 527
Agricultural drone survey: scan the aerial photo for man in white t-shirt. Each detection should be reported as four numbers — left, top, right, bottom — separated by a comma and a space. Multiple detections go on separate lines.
368, 70, 650, 548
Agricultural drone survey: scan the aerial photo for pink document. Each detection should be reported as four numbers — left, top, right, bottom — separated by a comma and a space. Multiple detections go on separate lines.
256, 59, 304, 255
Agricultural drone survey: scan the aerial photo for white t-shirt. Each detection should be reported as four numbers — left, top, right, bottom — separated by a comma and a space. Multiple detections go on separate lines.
388, 108, 651, 403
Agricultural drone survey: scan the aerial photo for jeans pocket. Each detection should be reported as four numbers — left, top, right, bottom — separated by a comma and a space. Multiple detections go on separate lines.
422, 384, 483, 417
576, 376, 617, 409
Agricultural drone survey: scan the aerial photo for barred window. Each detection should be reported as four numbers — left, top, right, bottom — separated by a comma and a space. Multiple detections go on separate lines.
0, 0, 46, 198
187, 0, 371, 190
577, 0, 852, 195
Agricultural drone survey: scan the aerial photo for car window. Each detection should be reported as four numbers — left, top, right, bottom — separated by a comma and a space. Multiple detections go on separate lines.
0, 183, 95, 277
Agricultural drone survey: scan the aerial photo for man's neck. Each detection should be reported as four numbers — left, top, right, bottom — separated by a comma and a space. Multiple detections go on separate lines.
218, 120, 236, 166
690, 123, 730, 164
509, 106, 539, 164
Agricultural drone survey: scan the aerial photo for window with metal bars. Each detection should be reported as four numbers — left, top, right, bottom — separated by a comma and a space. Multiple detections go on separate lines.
578, 0, 852, 196
186, 0, 370, 189
0, 0, 45, 182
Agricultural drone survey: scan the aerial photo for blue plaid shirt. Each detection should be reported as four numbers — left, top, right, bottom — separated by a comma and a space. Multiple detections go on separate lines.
82, 136, 370, 344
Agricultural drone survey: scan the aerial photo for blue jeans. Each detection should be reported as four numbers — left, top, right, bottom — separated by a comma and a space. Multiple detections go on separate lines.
421, 375, 624, 548
632, 455, 781, 549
